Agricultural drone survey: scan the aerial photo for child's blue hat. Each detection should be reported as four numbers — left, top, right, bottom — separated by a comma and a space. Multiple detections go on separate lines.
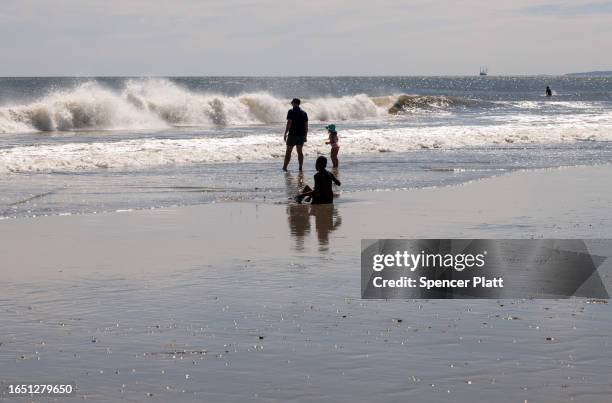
325, 124, 336, 131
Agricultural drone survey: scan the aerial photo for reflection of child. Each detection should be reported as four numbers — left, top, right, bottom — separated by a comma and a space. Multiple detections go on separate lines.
325, 124, 340, 168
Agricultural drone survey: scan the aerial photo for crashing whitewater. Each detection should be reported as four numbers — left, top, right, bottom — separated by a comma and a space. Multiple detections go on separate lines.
2, 78, 612, 173
0, 78, 477, 133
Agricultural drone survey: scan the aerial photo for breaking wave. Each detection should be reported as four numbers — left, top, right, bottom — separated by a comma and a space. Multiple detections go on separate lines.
0, 78, 482, 134
386, 95, 483, 114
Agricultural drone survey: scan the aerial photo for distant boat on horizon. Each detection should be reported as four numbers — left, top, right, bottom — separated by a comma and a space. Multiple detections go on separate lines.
479, 67, 488, 76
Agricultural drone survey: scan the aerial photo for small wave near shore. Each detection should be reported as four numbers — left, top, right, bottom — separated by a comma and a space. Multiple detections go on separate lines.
2, 121, 612, 173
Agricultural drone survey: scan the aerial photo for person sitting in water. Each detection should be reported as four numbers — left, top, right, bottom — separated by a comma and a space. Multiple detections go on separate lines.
325, 124, 340, 168
296, 156, 341, 204
545, 86, 552, 97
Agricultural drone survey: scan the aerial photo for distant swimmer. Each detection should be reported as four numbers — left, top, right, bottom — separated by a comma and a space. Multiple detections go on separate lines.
545, 86, 552, 97
283, 98, 309, 171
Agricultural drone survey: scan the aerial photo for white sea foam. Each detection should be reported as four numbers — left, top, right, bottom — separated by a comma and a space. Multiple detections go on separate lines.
4, 78, 603, 135
504, 100, 597, 110
2, 78, 611, 173
0, 82, 168, 132
0, 79, 398, 133
2, 118, 612, 173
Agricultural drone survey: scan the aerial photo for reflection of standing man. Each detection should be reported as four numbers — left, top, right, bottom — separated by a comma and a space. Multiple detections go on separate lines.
284, 171, 310, 251
283, 98, 308, 171
311, 204, 342, 250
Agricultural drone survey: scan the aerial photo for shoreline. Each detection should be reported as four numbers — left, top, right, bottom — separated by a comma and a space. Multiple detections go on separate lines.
2, 162, 610, 222
2, 164, 612, 281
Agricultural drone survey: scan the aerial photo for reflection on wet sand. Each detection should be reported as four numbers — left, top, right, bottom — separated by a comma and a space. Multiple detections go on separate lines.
285, 172, 308, 250
287, 204, 342, 251
311, 204, 342, 250
284, 172, 342, 251
287, 204, 311, 251
284, 171, 305, 199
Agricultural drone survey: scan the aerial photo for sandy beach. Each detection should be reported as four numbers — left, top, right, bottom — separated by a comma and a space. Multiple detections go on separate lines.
2, 1, 612, 401
1, 165, 611, 402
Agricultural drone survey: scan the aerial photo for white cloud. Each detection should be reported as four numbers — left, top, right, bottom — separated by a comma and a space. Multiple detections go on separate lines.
0, 0, 610, 75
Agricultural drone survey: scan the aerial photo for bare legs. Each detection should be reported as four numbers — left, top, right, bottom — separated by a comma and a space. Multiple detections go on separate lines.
330, 147, 339, 168
296, 145, 303, 171
282, 145, 293, 171
283, 144, 304, 171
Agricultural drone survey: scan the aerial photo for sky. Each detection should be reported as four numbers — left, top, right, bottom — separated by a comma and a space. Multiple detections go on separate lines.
0, 0, 611, 76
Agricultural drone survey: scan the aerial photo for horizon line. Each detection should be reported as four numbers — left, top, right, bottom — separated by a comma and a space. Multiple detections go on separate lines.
0, 73, 601, 79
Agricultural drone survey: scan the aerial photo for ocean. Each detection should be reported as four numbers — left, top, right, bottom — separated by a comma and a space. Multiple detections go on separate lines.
1, 76, 612, 218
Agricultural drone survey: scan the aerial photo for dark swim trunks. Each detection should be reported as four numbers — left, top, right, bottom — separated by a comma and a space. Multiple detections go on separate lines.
286, 136, 306, 146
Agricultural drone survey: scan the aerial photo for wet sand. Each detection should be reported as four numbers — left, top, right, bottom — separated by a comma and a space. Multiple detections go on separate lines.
1, 165, 612, 402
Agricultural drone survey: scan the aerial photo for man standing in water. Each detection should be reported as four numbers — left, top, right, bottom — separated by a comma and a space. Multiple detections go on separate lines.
283, 98, 308, 171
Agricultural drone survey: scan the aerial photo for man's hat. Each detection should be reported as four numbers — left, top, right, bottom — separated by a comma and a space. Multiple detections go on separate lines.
291, 98, 301, 105
325, 124, 336, 132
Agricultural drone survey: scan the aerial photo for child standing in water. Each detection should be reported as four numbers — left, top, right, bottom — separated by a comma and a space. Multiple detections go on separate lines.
325, 124, 340, 168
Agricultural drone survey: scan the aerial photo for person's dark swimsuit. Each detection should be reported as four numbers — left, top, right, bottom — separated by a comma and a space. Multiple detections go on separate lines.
286, 106, 308, 144
311, 170, 340, 204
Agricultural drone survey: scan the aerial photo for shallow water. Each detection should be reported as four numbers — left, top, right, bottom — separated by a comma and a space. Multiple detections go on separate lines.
1, 76, 612, 218
2, 143, 612, 219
